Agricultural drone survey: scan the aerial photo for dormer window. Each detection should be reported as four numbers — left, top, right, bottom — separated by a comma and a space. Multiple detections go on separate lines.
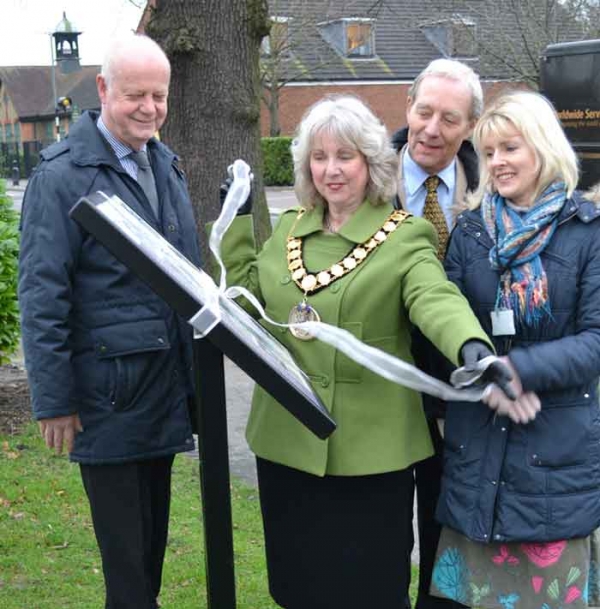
421, 15, 477, 59
262, 16, 290, 56
346, 20, 374, 57
318, 18, 376, 59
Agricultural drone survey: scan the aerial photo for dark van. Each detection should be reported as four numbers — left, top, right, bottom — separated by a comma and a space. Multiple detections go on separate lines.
540, 39, 600, 188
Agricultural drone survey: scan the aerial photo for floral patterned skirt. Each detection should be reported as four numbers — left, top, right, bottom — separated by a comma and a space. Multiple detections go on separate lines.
431, 526, 590, 609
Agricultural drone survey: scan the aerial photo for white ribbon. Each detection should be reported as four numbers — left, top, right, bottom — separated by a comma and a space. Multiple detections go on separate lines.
194, 159, 487, 403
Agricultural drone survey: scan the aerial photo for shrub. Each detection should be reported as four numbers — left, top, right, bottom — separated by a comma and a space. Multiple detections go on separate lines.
0, 179, 20, 363
261, 137, 294, 186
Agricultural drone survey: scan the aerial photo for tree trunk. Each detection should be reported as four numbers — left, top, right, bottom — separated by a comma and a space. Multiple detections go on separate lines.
146, 0, 271, 260
267, 84, 281, 137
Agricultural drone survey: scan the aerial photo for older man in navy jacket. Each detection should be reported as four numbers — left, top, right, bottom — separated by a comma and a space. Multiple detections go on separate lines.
18, 34, 201, 609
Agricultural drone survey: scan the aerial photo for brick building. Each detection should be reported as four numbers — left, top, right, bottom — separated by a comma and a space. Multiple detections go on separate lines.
259, 0, 587, 136
0, 65, 100, 175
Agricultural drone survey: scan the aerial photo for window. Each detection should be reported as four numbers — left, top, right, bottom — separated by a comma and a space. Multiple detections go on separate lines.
346, 21, 373, 57
421, 15, 477, 59
45, 120, 54, 141
262, 17, 290, 56
318, 18, 376, 59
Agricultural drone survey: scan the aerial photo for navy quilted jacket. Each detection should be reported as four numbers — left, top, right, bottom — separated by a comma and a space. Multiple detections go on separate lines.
18, 112, 202, 464
436, 190, 600, 543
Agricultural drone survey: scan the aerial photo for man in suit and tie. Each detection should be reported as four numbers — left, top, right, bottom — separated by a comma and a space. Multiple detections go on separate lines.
392, 58, 484, 609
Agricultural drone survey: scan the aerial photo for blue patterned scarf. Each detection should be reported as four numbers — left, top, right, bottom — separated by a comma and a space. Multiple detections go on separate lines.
480, 181, 567, 326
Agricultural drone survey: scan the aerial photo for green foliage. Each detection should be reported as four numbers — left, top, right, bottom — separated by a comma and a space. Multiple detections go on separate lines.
0, 180, 19, 364
261, 137, 294, 186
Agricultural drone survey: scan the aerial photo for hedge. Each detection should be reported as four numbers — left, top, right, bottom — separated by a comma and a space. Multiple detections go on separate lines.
0, 179, 20, 363
261, 137, 294, 186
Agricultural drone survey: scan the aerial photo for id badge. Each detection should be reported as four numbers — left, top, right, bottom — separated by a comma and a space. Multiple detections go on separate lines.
490, 308, 516, 336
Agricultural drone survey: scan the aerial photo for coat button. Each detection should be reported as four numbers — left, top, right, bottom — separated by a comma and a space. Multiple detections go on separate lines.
501, 427, 507, 432
331, 283, 341, 293
99, 344, 107, 353
475, 231, 481, 237
281, 276, 291, 284
168, 224, 177, 232
494, 534, 501, 540
158, 337, 165, 344
585, 393, 590, 398
491, 480, 497, 485
321, 377, 330, 388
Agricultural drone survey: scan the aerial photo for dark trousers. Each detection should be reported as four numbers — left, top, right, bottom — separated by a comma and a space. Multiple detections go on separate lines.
80, 455, 175, 609
410, 419, 461, 609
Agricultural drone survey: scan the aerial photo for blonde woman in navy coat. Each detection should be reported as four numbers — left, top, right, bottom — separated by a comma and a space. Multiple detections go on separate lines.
431, 91, 600, 608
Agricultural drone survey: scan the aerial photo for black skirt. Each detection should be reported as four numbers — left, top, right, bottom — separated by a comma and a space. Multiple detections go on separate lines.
256, 457, 415, 609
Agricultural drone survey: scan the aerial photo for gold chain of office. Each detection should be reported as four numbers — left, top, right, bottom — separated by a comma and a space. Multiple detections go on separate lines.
286, 209, 411, 295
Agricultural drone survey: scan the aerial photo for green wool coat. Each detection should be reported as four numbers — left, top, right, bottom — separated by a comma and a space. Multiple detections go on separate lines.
218, 200, 492, 477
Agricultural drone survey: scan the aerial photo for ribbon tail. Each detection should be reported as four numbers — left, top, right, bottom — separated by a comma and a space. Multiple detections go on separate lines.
298, 321, 486, 402
209, 160, 252, 292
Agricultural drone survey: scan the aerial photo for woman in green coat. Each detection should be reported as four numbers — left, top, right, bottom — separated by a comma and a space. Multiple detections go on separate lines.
218, 95, 514, 609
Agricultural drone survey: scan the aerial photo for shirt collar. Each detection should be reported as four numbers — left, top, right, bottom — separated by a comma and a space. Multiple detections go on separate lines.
96, 116, 147, 160
403, 148, 456, 195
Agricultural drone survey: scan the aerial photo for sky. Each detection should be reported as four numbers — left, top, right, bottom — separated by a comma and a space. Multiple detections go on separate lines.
1, 0, 145, 66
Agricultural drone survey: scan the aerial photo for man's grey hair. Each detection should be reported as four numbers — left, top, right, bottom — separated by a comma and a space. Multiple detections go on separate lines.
100, 34, 170, 85
408, 58, 483, 120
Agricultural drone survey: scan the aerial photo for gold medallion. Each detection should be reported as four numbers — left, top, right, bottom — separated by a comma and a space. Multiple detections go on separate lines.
301, 274, 317, 291
331, 264, 345, 277
292, 268, 306, 281
317, 271, 332, 286
288, 301, 321, 340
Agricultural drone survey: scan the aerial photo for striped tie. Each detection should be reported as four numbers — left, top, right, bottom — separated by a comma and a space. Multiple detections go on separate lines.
423, 175, 449, 259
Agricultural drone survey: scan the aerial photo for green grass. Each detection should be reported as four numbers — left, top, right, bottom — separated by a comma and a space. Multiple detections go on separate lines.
0, 424, 418, 608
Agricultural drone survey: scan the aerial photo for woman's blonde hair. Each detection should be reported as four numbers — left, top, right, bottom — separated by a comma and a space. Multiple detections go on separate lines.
291, 95, 398, 209
471, 90, 578, 207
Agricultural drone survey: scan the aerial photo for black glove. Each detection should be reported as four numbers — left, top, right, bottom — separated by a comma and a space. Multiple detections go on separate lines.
460, 340, 517, 400
219, 176, 253, 216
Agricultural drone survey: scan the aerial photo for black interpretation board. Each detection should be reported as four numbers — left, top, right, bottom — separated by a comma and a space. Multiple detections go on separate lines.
70, 191, 336, 609
69, 191, 335, 438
